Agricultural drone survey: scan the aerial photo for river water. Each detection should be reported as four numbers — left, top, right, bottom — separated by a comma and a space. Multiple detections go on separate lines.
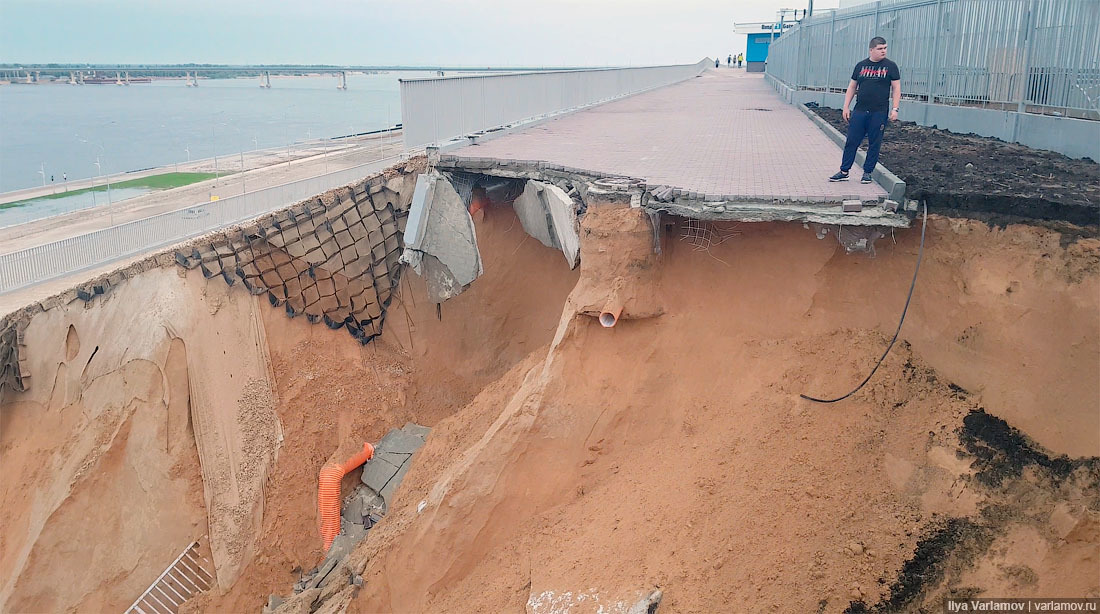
0, 71, 427, 194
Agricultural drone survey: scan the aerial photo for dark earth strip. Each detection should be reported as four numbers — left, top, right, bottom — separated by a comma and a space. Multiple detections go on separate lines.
811, 107, 1100, 229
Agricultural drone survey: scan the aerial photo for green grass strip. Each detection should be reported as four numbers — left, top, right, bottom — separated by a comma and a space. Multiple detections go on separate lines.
0, 172, 220, 209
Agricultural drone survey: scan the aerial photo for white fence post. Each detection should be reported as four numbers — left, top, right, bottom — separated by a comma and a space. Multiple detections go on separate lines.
1017, 0, 1037, 114
827, 11, 836, 91
928, 0, 944, 104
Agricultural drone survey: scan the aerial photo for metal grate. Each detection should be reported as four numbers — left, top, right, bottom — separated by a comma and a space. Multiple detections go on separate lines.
124, 538, 215, 614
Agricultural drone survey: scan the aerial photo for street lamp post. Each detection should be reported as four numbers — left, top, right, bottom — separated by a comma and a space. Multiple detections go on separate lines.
93, 156, 114, 226
284, 105, 297, 167
75, 121, 116, 215
212, 125, 219, 186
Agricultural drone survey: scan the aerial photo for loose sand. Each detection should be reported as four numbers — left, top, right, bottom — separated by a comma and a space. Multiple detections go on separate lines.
2, 199, 1097, 613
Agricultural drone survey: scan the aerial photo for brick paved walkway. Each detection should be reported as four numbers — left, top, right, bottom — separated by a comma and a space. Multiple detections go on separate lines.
450, 70, 887, 202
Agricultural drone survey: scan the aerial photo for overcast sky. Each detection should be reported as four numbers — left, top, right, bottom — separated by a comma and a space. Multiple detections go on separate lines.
1, 0, 842, 66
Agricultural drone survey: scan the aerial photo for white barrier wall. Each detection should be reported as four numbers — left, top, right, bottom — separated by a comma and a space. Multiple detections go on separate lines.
400, 61, 712, 148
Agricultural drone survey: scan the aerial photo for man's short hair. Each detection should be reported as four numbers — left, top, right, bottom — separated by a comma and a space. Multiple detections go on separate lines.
869, 36, 887, 48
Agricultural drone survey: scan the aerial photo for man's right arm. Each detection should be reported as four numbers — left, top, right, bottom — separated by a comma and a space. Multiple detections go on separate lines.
843, 79, 858, 121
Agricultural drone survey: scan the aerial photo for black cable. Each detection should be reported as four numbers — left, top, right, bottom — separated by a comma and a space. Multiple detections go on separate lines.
800, 200, 928, 404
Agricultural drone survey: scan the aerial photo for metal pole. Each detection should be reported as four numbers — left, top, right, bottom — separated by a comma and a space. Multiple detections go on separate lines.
1016, 0, 1037, 115
212, 125, 218, 186
797, 22, 805, 88
826, 10, 835, 92
928, 0, 945, 105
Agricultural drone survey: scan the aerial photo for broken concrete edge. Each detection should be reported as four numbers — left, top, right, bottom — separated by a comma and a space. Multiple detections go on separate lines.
647, 201, 911, 228
434, 155, 910, 228
0, 156, 428, 398
796, 102, 908, 203
400, 172, 483, 303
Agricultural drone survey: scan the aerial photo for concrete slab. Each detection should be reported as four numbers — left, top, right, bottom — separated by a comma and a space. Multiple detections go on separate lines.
541, 182, 580, 268
513, 181, 559, 248
402, 422, 431, 439
377, 427, 429, 455
374, 450, 411, 467
400, 172, 483, 302
359, 457, 400, 493
379, 456, 414, 504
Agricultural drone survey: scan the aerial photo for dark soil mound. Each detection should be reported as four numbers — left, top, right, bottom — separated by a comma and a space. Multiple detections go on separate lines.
811, 106, 1100, 228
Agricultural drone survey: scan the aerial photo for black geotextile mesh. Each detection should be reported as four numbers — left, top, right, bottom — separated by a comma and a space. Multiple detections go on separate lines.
0, 319, 24, 394
175, 178, 408, 345
445, 171, 525, 208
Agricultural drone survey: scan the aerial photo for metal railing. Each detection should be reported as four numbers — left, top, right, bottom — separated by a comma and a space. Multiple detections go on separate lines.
124, 538, 214, 614
400, 61, 712, 147
766, 0, 1100, 119
0, 133, 399, 230
0, 152, 411, 294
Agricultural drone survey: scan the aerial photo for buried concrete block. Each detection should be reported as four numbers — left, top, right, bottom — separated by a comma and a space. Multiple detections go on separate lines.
359, 456, 401, 494
377, 428, 430, 454
359, 423, 430, 508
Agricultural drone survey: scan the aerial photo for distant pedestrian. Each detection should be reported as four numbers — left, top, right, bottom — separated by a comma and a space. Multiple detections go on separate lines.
829, 37, 900, 184
727, 55, 732, 67
737, 54, 743, 68
715, 58, 720, 68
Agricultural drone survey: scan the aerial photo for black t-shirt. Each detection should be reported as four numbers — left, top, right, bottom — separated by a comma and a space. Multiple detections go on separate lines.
851, 58, 900, 112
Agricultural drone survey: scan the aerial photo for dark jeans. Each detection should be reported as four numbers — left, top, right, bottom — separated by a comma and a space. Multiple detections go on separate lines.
841, 110, 887, 173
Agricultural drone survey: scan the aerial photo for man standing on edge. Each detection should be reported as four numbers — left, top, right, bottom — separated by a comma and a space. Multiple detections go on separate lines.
829, 37, 900, 184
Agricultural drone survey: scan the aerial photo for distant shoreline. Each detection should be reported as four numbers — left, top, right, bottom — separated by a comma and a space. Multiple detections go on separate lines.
0, 71, 393, 85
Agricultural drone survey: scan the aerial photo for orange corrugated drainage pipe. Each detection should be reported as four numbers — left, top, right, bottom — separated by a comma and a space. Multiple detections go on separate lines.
318, 442, 375, 552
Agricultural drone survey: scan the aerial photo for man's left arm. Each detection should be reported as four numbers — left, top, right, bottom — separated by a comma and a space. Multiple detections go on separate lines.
890, 64, 901, 121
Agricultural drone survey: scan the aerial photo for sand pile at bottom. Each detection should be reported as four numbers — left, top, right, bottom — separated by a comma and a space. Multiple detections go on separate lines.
257, 206, 1098, 614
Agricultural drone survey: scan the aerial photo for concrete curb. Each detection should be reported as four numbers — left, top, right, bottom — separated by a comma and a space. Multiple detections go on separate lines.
796, 102, 907, 203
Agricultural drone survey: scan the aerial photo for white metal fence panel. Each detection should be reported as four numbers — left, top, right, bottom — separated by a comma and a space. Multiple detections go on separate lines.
0, 138, 388, 230
766, 0, 1100, 118
124, 538, 214, 614
400, 62, 712, 148
0, 153, 409, 294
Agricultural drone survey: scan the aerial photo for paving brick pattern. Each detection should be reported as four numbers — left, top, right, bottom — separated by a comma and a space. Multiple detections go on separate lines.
452, 70, 887, 202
